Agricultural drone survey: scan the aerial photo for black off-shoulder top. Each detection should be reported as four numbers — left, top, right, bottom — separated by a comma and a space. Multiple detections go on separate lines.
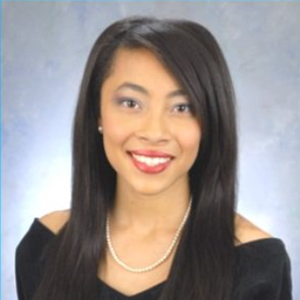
15, 219, 292, 300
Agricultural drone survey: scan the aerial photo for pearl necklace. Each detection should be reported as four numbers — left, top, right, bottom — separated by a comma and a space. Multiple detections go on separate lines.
106, 200, 192, 273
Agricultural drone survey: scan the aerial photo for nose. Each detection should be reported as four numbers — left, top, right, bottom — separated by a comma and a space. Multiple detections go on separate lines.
136, 111, 170, 144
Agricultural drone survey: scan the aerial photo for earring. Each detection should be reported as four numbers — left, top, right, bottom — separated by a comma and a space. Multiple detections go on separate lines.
98, 126, 103, 134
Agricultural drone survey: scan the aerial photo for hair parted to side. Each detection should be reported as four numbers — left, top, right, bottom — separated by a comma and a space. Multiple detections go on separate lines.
34, 17, 238, 300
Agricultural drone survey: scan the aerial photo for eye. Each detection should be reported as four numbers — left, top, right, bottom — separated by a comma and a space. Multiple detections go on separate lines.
173, 103, 192, 114
118, 98, 140, 109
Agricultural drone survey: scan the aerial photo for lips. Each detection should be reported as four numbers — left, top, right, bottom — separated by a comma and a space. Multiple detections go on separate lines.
128, 150, 174, 174
130, 150, 174, 158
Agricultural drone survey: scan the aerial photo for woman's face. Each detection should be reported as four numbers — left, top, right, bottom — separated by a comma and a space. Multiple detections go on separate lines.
100, 48, 201, 196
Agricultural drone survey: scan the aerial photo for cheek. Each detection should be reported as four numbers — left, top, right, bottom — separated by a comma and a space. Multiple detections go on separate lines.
178, 124, 201, 158
101, 115, 130, 172
102, 114, 129, 145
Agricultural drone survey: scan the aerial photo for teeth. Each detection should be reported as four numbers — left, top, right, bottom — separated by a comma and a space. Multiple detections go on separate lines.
132, 154, 171, 166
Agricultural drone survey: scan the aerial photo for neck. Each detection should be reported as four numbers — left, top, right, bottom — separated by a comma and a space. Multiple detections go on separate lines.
110, 179, 191, 234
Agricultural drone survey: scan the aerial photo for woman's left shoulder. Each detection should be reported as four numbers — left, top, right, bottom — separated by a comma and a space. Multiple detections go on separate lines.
234, 213, 273, 246
233, 214, 292, 300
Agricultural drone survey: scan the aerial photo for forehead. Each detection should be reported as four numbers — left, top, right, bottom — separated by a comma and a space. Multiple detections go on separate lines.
103, 47, 182, 91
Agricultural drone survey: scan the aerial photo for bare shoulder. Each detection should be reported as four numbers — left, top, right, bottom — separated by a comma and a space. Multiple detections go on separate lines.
39, 209, 70, 234
234, 213, 273, 246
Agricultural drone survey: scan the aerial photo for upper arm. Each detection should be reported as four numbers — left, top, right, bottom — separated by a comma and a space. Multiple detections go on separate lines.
39, 210, 70, 235
278, 249, 292, 300
15, 211, 69, 300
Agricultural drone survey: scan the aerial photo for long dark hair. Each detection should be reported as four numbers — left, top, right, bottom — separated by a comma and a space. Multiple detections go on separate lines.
34, 17, 238, 300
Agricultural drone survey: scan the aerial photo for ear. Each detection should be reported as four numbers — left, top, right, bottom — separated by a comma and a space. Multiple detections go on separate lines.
98, 118, 103, 134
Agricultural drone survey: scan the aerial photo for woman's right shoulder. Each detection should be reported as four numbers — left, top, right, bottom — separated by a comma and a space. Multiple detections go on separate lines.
39, 209, 70, 235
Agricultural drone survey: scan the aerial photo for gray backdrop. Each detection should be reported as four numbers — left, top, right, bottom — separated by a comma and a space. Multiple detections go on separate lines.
2, 2, 300, 300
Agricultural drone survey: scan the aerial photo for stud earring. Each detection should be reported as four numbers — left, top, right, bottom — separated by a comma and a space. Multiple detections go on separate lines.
98, 126, 103, 133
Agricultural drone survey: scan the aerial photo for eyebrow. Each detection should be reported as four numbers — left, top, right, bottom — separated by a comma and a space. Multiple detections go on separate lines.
116, 82, 188, 98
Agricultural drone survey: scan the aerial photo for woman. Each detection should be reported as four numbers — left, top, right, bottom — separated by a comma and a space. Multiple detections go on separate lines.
16, 17, 292, 300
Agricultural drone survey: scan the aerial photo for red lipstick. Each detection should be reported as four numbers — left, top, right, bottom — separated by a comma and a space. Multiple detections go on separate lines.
128, 150, 174, 174
130, 150, 173, 158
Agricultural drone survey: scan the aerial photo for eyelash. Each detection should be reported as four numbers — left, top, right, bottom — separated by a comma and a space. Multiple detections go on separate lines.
172, 103, 192, 114
116, 98, 192, 114
118, 98, 140, 109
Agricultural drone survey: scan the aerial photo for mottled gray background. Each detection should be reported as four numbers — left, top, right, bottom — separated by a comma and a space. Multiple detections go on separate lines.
2, 2, 300, 300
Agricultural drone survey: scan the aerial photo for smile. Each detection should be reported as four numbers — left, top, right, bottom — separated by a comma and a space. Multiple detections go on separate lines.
132, 154, 171, 166
128, 150, 174, 174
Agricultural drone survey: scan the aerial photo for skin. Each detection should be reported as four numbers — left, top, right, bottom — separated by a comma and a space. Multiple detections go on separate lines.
99, 48, 201, 232
39, 48, 272, 296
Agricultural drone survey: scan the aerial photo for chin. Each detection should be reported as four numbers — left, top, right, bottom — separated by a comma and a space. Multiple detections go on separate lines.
130, 182, 170, 197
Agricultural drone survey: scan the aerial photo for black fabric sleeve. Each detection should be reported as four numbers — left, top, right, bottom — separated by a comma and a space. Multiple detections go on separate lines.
234, 238, 293, 300
277, 248, 293, 300
15, 220, 54, 300
262, 240, 293, 300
